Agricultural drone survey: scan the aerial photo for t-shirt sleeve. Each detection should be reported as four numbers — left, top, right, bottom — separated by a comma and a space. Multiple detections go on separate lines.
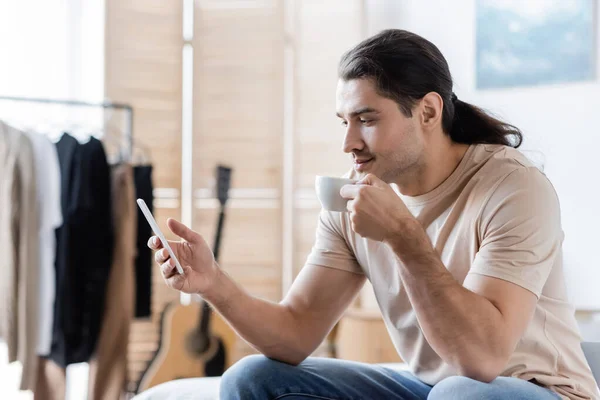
468, 166, 562, 298
305, 209, 364, 275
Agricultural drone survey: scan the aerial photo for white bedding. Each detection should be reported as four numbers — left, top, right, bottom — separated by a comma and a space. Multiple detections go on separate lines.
132, 363, 409, 400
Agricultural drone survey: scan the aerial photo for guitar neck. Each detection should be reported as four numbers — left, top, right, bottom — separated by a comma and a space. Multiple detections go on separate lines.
199, 301, 212, 333
212, 208, 226, 261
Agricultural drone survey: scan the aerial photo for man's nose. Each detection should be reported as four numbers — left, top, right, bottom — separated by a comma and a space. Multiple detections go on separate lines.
342, 125, 364, 154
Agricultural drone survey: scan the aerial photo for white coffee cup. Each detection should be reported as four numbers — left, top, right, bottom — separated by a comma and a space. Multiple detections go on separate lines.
315, 176, 357, 212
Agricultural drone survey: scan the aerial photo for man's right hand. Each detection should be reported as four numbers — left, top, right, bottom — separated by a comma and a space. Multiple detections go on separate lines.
147, 218, 220, 296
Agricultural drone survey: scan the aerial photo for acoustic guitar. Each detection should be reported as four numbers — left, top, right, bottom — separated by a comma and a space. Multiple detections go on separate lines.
136, 165, 236, 393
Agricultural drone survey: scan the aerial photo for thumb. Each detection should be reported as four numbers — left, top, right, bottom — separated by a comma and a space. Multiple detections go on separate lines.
358, 173, 384, 187
167, 218, 200, 244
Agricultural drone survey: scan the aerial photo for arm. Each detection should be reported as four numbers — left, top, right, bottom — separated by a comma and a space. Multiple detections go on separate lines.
341, 170, 559, 382
385, 222, 537, 382
205, 263, 365, 365
151, 218, 365, 366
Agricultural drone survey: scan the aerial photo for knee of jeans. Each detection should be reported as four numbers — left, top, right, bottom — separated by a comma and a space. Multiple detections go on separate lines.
219, 355, 281, 399
428, 376, 481, 400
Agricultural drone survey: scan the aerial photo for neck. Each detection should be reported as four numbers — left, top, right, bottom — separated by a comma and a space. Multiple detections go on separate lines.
395, 135, 469, 197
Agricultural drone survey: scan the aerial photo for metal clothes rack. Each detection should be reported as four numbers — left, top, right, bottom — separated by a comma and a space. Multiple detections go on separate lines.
0, 95, 134, 158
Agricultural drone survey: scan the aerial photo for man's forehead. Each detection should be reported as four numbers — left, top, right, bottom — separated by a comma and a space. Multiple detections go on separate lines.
336, 78, 378, 97
336, 79, 380, 115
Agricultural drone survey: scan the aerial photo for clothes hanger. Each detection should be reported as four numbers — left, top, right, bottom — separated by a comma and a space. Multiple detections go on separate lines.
131, 138, 152, 166
101, 130, 127, 165
102, 103, 147, 166
101, 105, 133, 164
69, 121, 95, 144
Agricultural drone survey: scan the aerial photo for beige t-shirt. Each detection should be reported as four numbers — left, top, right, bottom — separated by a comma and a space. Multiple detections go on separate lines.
307, 144, 598, 400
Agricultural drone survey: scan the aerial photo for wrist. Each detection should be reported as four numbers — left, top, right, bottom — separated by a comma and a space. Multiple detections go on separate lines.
198, 263, 225, 302
384, 217, 434, 262
384, 216, 418, 248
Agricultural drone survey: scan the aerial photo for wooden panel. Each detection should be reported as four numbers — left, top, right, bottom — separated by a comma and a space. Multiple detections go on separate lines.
105, 0, 183, 190
287, 0, 366, 313
193, 206, 282, 301
291, 0, 364, 273
192, 2, 283, 189
292, 206, 362, 310
105, 0, 183, 391
336, 308, 402, 363
294, 0, 365, 188
293, 207, 320, 278
105, 0, 183, 389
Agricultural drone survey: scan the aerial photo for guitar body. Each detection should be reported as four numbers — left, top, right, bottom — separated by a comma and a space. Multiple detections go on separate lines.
136, 301, 238, 393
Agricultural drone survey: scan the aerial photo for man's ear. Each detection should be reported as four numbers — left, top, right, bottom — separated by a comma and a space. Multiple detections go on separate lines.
419, 92, 444, 131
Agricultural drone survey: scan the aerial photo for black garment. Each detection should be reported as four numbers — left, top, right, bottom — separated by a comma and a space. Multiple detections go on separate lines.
50, 133, 86, 364
50, 135, 114, 367
133, 165, 154, 318
76, 137, 114, 361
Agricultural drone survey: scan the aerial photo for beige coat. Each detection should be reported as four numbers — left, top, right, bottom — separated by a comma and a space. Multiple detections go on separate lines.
88, 163, 136, 399
0, 121, 40, 390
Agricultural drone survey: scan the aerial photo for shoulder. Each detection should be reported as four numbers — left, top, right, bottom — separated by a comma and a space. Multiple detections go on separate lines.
468, 145, 555, 201
477, 149, 561, 237
460, 145, 560, 233
478, 145, 557, 203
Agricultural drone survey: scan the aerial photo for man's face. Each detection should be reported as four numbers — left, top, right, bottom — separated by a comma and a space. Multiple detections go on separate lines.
336, 78, 424, 183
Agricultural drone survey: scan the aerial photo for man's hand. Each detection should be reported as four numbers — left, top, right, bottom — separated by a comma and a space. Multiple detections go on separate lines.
339, 173, 414, 242
148, 218, 220, 296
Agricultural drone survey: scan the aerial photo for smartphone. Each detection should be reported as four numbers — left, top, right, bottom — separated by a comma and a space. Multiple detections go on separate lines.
137, 198, 184, 275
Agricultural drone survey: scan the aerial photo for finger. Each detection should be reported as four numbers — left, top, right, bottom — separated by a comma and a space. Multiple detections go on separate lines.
346, 199, 356, 213
155, 248, 169, 264
147, 236, 163, 250
167, 218, 201, 244
167, 264, 191, 282
161, 259, 177, 280
340, 183, 360, 199
357, 173, 382, 187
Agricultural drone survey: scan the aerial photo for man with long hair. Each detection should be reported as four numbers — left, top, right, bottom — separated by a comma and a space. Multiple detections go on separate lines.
150, 30, 597, 399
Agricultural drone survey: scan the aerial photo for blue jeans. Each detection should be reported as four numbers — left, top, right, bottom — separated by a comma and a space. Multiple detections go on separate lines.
219, 355, 561, 400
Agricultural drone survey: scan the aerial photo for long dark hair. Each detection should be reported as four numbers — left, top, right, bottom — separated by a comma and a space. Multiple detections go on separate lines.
338, 29, 522, 148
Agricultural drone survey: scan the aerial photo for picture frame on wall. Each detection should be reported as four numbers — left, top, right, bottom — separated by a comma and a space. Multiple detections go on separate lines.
476, 0, 596, 89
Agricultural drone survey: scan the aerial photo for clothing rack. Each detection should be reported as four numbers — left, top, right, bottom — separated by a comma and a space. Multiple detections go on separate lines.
0, 95, 134, 159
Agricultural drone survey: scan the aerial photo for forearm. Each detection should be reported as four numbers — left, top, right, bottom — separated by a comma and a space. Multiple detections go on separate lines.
387, 221, 509, 380
201, 268, 310, 365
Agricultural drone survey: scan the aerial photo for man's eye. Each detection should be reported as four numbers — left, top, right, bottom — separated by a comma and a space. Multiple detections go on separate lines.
340, 120, 348, 127
360, 119, 371, 124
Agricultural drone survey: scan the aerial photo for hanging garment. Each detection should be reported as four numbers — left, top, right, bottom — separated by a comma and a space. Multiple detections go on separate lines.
88, 163, 136, 400
75, 137, 114, 361
50, 133, 85, 368
0, 121, 40, 390
22, 131, 62, 356
133, 165, 154, 318
34, 357, 66, 400
50, 134, 114, 367
49, 134, 81, 368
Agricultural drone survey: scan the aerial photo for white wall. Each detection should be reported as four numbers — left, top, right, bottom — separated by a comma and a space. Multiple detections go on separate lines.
367, 0, 600, 310
0, 0, 105, 136
0, 0, 104, 101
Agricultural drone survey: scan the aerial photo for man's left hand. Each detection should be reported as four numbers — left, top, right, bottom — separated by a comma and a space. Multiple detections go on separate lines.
340, 174, 414, 242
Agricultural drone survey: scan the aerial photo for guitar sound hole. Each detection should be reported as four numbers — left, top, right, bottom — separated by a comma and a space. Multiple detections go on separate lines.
185, 330, 210, 356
